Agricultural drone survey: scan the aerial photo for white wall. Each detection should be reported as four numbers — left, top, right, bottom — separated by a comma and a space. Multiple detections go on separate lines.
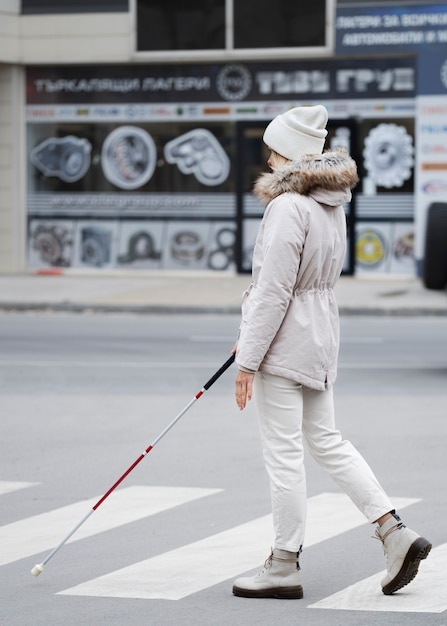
20, 13, 132, 64
0, 7, 133, 65
0, 2, 20, 64
0, 64, 25, 272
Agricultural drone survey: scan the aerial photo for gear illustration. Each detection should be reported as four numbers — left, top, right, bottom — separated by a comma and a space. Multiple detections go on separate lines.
32, 223, 72, 267
363, 124, 414, 189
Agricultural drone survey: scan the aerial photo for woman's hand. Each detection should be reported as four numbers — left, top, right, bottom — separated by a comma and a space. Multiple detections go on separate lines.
232, 341, 254, 409
235, 370, 254, 411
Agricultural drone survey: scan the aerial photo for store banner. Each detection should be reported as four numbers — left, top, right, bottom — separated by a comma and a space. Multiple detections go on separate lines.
336, 3, 447, 54
336, 2, 447, 95
26, 57, 416, 111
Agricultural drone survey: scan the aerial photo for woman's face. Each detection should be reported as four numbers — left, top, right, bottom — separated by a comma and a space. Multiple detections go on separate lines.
267, 149, 289, 170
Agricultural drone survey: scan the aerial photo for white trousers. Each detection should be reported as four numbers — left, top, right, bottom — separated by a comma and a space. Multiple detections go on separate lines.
254, 372, 394, 552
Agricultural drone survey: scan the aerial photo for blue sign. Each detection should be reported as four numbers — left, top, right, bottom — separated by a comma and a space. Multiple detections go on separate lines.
336, 3, 447, 95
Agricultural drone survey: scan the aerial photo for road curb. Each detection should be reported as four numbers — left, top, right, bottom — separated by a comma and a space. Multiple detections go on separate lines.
0, 302, 242, 315
0, 302, 446, 316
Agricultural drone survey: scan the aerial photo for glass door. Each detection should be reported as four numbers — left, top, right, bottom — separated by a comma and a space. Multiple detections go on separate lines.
235, 119, 357, 275
235, 123, 269, 273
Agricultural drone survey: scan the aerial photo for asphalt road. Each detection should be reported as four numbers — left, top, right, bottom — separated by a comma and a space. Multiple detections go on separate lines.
1, 313, 446, 626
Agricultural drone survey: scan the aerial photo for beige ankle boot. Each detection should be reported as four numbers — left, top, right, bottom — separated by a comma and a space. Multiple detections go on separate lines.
232, 548, 303, 599
376, 514, 432, 595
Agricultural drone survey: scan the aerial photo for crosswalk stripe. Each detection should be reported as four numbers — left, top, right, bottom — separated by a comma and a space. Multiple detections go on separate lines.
58, 493, 418, 601
0, 486, 221, 567
309, 543, 446, 613
0, 481, 39, 496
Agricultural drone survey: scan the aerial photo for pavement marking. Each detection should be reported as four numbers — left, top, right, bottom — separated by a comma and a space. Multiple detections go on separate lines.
58, 493, 418, 601
341, 337, 384, 344
0, 361, 226, 368
339, 362, 446, 369
0, 481, 39, 496
1, 360, 445, 370
189, 335, 235, 342
309, 543, 446, 613
0, 485, 221, 567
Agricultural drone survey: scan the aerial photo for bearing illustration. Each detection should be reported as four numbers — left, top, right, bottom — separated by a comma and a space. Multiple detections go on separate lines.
164, 129, 230, 187
356, 229, 386, 268
393, 231, 414, 261
30, 136, 91, 183
363, 124, 414, 189
208, 227, 235, 270
81, 226, 111, 267
101, 126, 157, 190
171, 231, 204, 263
118, 230, 161, 264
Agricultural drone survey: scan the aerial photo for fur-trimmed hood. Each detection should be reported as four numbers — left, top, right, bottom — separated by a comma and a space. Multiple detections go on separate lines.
254, 149, 359, 208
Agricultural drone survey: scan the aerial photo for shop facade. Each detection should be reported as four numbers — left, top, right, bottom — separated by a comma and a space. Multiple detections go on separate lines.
2, 1, 447, 276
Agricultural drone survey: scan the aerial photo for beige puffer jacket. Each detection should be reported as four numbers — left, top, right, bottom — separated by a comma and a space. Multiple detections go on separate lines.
236, 150, 359, 391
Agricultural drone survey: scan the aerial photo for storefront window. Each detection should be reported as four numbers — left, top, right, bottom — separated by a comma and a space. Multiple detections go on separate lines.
21, 0, 128, 13
136, 0, 328, 53
137, 0, 225, 51
27, 118, 237, 271
233, 0, 326, 49
28, 122, 234, 194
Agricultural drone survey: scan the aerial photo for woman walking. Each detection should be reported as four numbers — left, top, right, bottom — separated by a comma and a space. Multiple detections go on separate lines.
233, 105, 431, 599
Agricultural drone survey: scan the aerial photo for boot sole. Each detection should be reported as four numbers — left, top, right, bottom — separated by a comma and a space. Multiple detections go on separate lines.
382, 536, 432, 595
232, 584, 303, 599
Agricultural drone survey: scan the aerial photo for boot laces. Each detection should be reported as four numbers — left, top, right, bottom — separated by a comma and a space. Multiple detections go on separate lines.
374, 522, 403, 556
255, 551, 274, 578
258, 549, 300, 575
264, 551, 274, 568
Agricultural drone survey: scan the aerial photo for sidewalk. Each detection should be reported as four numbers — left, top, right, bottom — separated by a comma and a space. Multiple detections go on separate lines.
0, 270, 446, 315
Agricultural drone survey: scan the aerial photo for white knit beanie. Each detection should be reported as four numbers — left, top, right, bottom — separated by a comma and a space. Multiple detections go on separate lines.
263, 105, 328, 160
